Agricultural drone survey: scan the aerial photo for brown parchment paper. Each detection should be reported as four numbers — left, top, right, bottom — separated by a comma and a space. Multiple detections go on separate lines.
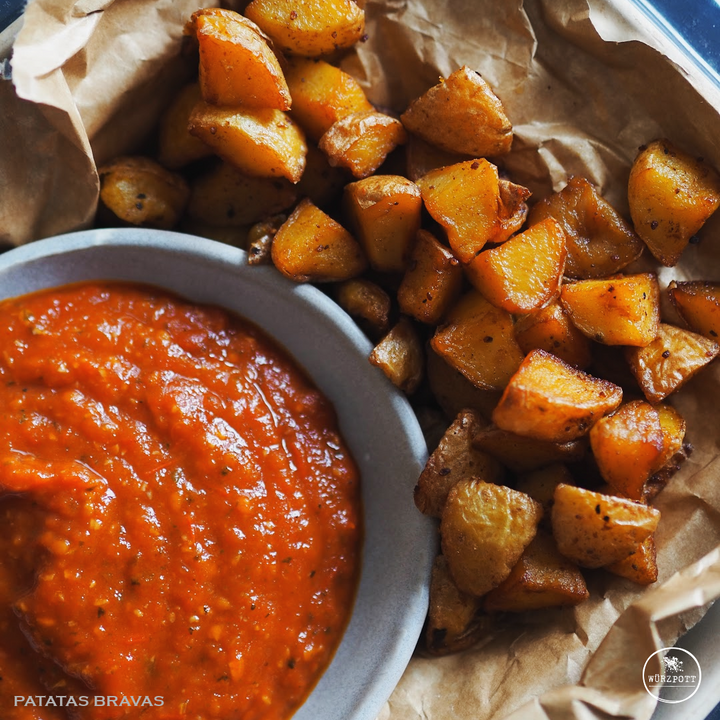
4, 0, 720, 718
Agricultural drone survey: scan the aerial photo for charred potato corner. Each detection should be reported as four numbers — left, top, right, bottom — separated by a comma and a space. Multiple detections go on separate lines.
96, 2, 720, 659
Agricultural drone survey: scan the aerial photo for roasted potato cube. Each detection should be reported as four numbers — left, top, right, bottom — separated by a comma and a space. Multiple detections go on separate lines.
514, 301, 592, 369
398, 230, 463, 324
271, 198, 367, 281
426, 346, 502, 421
605, 535, 658, 585
335, 278, 391, 337
473, 425, 587, 473
589, 400, 664, 500
492, 349, 623, 442
560, 273, 660, 347
368, 316, 424, 394
515, 463, 575, 523
625, 323, 720, 403
191, 8, 291, 109
465, 218, 567, 313
98, 156, 189, 229
551, 484, 660, 568
628, 139, 720, 266
484, 530, 589, 612
441, 479, 543, 596
157, 83, 214, 169
187, 161, 297, 227
285, 58, 373, 141
655, 403, 687, 472
401, 66, 513, 158
668, 280, 720, 340
319, 111, 408, 179
527, 175, 644, 278
405, 135, 471, 182
425, 555, 489, 656
188, 102, 307, 183
245, 0, 365, 57
343, 175, 422, 272
416, 159, 502, 263
431, 290, 525, 391
415, 409, 503, 518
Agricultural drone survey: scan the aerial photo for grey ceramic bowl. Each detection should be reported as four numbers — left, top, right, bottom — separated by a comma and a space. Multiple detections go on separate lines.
0, 227, 435, 720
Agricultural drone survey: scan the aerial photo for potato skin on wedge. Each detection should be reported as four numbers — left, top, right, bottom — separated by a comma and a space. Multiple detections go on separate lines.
441, 479, 542, 597
492, 349, 623, 442
415, 409, 503, 518
271, 198, 367, 282
401, 66, 513, 158
483, 530, 589, 613
628, 139, 720, 266
551, 484, 660, 568
188, 102, 307, 183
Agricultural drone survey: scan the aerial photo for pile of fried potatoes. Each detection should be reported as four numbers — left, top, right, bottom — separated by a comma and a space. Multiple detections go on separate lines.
95, 0, 720, 657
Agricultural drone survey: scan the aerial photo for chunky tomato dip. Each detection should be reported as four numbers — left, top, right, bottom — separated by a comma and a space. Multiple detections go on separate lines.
0, 282, 362, 720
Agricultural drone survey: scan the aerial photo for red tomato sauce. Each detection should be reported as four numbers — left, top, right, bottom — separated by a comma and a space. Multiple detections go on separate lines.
0, 282, 362, 720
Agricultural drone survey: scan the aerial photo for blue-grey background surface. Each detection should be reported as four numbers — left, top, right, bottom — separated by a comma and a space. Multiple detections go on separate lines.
1, 0, 720, 717
0, 0, 23, 32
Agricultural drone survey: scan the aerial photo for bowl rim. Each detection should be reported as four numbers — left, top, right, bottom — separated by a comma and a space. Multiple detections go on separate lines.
0, 227, 435, 720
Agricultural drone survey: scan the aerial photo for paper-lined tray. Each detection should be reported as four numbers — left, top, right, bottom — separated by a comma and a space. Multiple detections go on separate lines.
3, 1, 720, 718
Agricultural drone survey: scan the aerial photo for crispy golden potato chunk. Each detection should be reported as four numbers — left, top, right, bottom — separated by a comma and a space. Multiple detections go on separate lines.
189, 102, 307, 183
425, 555, 489, 656
560, 273, 660, 347
368, 316, 424, 394
335, 278, 391, 337
415, 409, 503, 518
426, 347, 502, 421
98, 156, 189, 230
625, 323, 720, 403
589, 400, 664, 500
473, 425, 587, 473
271, 198, 367, 281
628, 139, 720, 266
484, 530, 589, 613
514, 301, 592, 369
319, 111, 407, 179
191, 8, 291, 109
668, 280, 720, 340
492, 349, 623, 442
431, 290, 525, 391
285, 58, 373, 141
187, 161, 297, 227
465, 218, 567, 313
344, 175, 422, 272
157, 83, 214, 169
527, 175, 643, 278
441, 479, 542, 596
605, 535, 658, 585
551, 484, 660, 568
398, 230, 463, 325
416, 159, 502, 263
245, 0, 365, 57
401, 66, 513, 157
